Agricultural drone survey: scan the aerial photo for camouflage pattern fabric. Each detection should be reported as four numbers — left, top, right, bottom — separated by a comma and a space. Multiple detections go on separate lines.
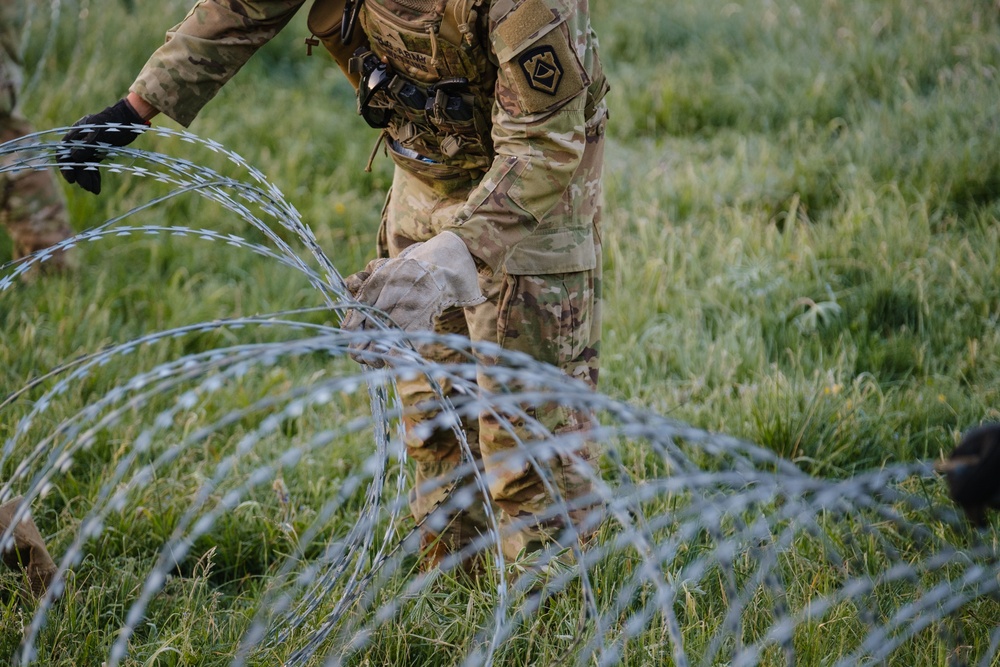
380, 100, 604, 559
130, 0, 308, 128
0, 1, 74, 274
357, 0, 498, 174
130, 0, 608, 561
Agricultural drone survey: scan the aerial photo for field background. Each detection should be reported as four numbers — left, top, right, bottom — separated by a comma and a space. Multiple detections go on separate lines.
2, 0, 1000, 664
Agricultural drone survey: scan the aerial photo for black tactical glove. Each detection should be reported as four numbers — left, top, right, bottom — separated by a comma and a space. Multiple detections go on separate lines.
58, 99, 149, 195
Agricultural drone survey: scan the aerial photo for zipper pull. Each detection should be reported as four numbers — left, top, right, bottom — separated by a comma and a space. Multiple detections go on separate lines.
428, 25, 441, 68
365, 130, 387, 173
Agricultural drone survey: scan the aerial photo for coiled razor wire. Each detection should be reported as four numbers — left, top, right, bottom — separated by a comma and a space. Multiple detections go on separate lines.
2, 129, 999, 666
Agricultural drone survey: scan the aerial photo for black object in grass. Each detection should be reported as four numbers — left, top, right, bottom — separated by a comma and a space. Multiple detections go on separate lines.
936, 423, 1000, 527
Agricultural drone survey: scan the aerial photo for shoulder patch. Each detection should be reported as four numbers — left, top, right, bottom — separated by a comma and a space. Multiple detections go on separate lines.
500, 23, 586, 115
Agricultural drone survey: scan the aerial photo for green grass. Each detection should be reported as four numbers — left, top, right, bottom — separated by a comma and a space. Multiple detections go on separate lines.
3, 0, 1000, 664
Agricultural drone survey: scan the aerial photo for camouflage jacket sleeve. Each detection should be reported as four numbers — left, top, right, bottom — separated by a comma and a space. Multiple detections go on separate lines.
445, 0, 605, 274
130, 0, 307, 127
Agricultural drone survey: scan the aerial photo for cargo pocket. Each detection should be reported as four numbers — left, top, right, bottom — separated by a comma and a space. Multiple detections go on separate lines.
504, 227, 596, 275
496, 272, 590, 367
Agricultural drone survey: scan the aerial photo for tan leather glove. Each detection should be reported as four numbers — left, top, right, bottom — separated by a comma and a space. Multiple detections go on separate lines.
342, 231, 485, 365
0, 497, 58, 599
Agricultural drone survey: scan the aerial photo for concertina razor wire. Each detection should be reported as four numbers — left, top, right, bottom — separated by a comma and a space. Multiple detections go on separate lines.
1, 122, 998, 667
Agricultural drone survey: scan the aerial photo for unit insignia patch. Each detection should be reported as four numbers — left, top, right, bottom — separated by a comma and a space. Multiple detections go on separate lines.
517, 46, 563, 95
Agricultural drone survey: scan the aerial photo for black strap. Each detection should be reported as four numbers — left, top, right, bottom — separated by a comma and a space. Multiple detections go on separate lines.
342, 0, 364, 43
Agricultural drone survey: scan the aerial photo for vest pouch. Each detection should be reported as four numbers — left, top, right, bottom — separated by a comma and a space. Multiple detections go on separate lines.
425, 89, 491, 159
385, 140, 483, 195
362, 0, 485, 84
308, 0, 369, 89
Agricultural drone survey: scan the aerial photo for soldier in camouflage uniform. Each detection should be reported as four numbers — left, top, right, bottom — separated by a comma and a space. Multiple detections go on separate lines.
1, 0, 75, 275
59, 0, 607, 568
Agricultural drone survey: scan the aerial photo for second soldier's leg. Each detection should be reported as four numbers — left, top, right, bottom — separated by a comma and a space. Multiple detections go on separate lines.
0, 36, 75, 276
1, 114, 75, 275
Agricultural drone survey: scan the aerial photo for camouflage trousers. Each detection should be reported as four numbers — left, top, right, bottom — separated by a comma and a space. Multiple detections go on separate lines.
1, 52, 74, 273
378, 126, 605, 564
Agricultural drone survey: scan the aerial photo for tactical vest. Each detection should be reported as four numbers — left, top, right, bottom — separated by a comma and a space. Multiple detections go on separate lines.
309, 0, 606, 176
361, 0, 497, 173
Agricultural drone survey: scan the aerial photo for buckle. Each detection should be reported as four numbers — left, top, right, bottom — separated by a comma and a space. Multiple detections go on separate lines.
425, 77, 473, 123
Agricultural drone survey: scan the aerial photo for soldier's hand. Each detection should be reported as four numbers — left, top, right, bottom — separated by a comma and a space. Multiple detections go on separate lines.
341, 231, 485, 367
58, 99, 149, 195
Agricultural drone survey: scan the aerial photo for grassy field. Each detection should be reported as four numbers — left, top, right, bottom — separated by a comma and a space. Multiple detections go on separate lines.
2, 0, 1000, 664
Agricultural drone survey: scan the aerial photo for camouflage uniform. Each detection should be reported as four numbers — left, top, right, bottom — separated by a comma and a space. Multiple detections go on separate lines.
0, 0, 74, 272
130, 0, 607, 562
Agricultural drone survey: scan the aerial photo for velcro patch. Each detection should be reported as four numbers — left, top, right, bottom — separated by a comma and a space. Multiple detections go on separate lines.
494, 0, 558, 56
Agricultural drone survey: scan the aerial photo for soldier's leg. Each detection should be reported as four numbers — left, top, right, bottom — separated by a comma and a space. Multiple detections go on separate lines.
474, 257, 603, 563
1, 114, 76, 275
472, 105, 607, 563
401, 307, 492, 565
381, 167, 490, 566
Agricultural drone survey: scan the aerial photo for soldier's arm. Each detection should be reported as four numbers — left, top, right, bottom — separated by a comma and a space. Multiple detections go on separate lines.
445, 0, 597, 272
129, 0, 307, 127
